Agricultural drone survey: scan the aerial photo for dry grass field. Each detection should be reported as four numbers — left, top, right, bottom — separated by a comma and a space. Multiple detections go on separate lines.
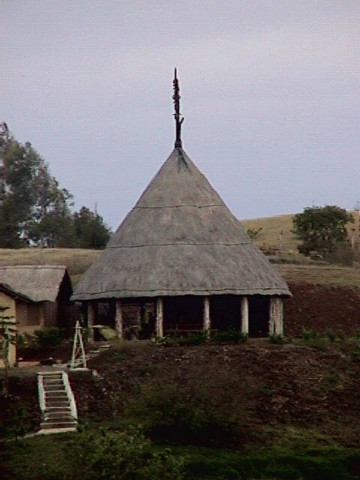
0, 210, 359, 288
242, 210, 359, 255
0, 248, 100, 285
242, 213, 298, 253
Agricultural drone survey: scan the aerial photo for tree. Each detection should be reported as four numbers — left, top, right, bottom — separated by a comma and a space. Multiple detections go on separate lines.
292, 205, 354, 259
0, 131, 74, 247
73, 206, 111, 249
0, 124, 111, 249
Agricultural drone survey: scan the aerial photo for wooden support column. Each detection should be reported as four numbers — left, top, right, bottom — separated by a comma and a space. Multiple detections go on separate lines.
39, 304, 46, 328
156, 297, 164, 338
203, 296, 211, 333
241, 296, 249, 335
87, 301, 97, 341
269, 297, 283, 335
115, 299, 123, 339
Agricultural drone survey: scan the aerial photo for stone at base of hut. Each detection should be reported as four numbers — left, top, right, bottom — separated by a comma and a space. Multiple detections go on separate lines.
93, 325, 118, 341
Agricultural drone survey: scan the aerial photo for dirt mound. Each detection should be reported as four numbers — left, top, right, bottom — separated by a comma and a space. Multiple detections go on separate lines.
285, 283, 360, 336
70, 340, 360, 448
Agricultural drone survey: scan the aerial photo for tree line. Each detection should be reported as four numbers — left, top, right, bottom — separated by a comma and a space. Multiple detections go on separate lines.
0, 123, 111, 249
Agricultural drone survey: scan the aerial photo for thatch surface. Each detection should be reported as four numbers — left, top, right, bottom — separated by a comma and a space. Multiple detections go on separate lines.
73, 148, 290, 300
0, 265, 68, 302
0, 283, 34, 303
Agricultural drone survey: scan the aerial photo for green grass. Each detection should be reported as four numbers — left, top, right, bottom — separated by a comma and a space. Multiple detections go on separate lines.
2, 431, 360, 480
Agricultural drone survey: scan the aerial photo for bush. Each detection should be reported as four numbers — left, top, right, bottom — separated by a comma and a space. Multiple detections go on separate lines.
33, 327, 66, 348
67, 427, 184, 480
177, 332, 207, 346
212, 328, 248, 344
326, 328, 337, 342
269, 333, 284, 344
302, 328, 319, 341
153, 332, 207, 347
127, 385, 237, 447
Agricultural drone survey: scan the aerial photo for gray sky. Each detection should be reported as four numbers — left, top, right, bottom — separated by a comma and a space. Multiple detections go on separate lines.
2, 0, 360, 229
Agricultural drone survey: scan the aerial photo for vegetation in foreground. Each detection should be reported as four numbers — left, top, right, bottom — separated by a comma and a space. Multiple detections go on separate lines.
1, 427, 360, 480
2, 336, 360, 479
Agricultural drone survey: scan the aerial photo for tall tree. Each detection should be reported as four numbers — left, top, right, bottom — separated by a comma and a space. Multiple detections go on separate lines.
292, 205, 353, 258
0, 125, 111, 249
73, 206, 111, 249
0, 129, 74, 247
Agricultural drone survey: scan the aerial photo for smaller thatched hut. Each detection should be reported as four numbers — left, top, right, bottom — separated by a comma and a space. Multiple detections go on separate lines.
0, 265, 74, 334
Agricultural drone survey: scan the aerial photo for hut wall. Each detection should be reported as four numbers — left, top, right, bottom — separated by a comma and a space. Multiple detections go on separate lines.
57, 272, 74, 329
121, 299, 155, 339
43, 301, 58, 327
16, 303, 45, 333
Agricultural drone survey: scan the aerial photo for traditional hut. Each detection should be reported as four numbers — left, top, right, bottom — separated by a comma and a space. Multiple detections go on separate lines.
0, 265, 74, 334
72, 71, 291, 338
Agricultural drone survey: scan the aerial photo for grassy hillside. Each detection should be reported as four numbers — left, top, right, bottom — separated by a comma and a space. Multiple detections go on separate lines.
0, 248, 100, 285
2, 340, 360, 479
242, 213, 298, 253
242, 210, 359, 256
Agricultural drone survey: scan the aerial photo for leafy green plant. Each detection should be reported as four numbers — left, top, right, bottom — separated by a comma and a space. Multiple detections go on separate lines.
67, 426, 184, 480
325, 328, 337, 342
177, 331, 207, 346
269, 333, 284, 344
33, 327, 66, 348
127, 385, 237, 447
212, 328, 248, 344
302, 328, 319, 341
0, 305, 17, 396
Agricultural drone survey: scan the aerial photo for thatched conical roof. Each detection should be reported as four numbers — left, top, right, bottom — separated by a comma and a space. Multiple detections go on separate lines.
72, 148, 290, 301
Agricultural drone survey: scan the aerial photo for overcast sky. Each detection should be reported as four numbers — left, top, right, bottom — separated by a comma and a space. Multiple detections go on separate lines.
1, 1, 359, 229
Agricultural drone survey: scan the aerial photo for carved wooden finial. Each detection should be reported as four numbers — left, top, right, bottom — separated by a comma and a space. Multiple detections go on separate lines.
173, 68, 184, 148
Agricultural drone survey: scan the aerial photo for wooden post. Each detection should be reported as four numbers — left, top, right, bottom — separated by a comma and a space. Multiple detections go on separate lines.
39, 304, 46, 328
156, 297, 163, 337
87, 301, 96, 341
115, 299, 123, 339
203, 296, 211, 333
269, 297, 283, 335
241, 296, 249, 335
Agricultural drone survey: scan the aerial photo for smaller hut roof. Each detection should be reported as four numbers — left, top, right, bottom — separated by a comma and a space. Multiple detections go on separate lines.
0, 265, 70, 302
0, 283, 34, 303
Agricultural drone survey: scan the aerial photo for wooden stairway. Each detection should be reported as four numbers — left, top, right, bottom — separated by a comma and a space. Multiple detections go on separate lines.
37, 371, 78, 434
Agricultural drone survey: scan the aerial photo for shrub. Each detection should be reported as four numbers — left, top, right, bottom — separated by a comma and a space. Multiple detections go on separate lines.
302, 328, 319, 341
127, 385, 237, 447
326, 328, 337, 342
153, 332, 207, 347
269, 333, 284, 344
177, 331, 207, 346
212, 328, 248, 344
33, 327, 66, 348
67, 426, 184, 480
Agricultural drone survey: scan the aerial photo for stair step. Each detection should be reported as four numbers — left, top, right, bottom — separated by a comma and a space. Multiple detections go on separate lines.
44, 413, 74, 422
45, 406, 71, 411
40, 421, 77, 429
45, 392, 67, 396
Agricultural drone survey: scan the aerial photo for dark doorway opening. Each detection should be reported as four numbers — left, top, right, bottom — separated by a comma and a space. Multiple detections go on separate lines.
163, 296, 203, 334
248, 296, 270, 337
210, 295, 241, 331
